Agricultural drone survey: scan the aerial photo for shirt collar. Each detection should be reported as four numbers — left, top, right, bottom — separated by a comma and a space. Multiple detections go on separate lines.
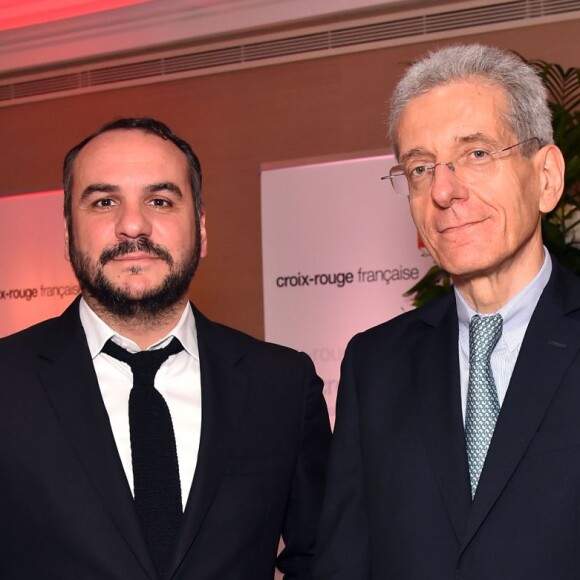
79, 297, 199, 360
455, 248, 552, 351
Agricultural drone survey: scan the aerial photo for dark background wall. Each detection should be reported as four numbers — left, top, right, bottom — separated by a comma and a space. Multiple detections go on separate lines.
1, 18, 578, 338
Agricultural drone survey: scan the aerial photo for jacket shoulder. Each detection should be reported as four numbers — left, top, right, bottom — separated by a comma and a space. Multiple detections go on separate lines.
348, 292, 454, 354
0, 316, 60, 356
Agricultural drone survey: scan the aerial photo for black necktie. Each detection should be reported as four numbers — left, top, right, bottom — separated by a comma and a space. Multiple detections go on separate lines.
102, 337, 184, 578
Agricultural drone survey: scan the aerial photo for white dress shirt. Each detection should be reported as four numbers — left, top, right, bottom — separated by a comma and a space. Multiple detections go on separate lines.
79, 298, 202, 510
455, 248, 552, 421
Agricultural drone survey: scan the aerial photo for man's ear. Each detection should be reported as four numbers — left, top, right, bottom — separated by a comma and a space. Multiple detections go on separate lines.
199, 212, 207, 258
538, 144, 565, 214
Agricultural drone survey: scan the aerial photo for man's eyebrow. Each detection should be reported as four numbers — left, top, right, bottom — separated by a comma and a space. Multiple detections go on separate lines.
145, 182, 184, 197
456, 132, 497, 146
80, 183, 119, 201
399, 148, 432, 165
399, 134, 500, 164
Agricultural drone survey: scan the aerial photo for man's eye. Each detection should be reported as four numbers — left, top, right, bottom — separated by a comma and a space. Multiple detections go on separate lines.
468, 149, 491, 161
150, 198, 171, 207
94, 198, 115, 208
408, 165, 429, 178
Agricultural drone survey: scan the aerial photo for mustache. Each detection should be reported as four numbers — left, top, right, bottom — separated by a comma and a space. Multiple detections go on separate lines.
99, 238, 174, 266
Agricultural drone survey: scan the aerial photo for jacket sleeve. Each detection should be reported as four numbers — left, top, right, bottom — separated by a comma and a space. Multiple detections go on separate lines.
312, 339, 371, 579
276, 352, 332, 579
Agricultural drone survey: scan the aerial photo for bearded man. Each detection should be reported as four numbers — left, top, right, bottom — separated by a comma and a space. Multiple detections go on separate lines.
0, 117, 330, 580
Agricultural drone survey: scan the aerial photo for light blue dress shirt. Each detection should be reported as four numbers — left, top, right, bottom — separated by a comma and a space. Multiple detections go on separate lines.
455, 248, 552, 421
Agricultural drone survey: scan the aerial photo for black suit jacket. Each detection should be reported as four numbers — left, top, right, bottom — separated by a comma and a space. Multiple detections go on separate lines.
0, 298, 330, 580
314, 261, 580, 579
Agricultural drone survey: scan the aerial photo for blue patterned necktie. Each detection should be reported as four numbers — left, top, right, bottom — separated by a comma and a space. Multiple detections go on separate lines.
465, 313, 503, 498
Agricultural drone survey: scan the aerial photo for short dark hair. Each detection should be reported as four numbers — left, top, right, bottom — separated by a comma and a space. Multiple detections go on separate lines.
63, 117, 203, 232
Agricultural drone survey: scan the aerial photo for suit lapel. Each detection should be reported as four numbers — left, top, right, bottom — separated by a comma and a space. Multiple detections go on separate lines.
36, 298, 156, 579
460, 264, 580, 553
168, 308, 249, 577
415, 294, 472, 543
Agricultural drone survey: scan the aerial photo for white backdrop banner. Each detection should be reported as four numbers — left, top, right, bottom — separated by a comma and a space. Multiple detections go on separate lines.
0, 191, 78, 338
261, 155, 433, 419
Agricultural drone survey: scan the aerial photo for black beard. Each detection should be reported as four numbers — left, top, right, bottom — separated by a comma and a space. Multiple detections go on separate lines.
69, 236, 198, 318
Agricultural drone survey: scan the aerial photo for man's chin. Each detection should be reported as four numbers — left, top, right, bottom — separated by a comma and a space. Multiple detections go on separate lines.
110, 280, 167, 299
85, 287, 186, 318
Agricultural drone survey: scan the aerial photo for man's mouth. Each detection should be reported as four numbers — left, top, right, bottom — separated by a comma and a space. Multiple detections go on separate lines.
99, 239, 173, 266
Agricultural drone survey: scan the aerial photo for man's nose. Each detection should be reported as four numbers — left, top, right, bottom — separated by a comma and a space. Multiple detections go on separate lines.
115, 201, 153, 239
429, 162, 468, 208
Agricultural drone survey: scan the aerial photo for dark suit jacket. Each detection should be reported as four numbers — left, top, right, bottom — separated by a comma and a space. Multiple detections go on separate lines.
314, 261, 580, 579
0, 298, 330, 580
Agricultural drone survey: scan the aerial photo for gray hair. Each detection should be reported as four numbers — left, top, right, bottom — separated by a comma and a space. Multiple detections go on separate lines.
388, 43, 553, 158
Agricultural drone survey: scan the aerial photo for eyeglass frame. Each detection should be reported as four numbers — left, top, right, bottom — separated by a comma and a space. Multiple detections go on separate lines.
381, 136, 543, 198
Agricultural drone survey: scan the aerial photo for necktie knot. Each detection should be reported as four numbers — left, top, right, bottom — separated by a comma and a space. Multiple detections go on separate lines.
469, 314, 502, 362
102, 337, 184, 386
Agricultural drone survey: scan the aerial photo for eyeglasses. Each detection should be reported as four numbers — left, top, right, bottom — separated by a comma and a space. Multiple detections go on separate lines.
381, 137, 542, 198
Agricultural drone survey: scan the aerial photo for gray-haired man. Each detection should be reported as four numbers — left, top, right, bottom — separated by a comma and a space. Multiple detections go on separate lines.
314, 44, 578, 579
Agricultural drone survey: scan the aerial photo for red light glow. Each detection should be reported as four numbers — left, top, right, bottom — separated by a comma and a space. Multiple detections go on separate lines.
0, 0, 153, 32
